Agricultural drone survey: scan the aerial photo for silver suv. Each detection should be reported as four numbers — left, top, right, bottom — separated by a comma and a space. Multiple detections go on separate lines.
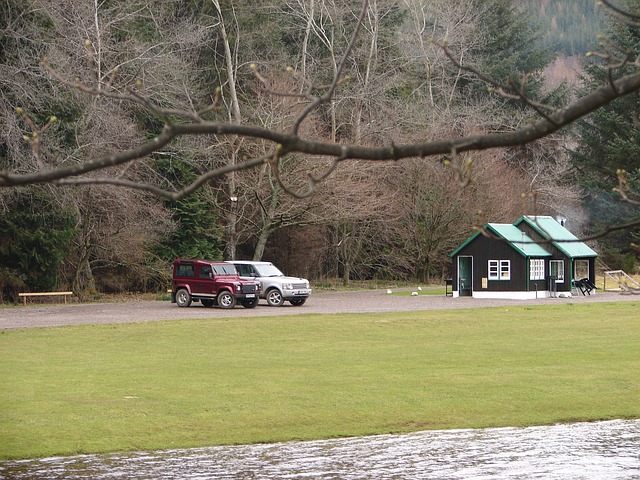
229, 261, 311, 306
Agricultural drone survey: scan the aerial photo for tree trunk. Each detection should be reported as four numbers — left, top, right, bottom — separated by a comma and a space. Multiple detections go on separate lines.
212, 0, 242, 261
341, 260, 351, 286
72, 243, 96, 300
253, 229, 269, 261
225, 193, 238, 260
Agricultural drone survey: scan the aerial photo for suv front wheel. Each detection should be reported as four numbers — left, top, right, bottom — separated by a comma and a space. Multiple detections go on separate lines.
266, 288, 284, 307
289, 298, 306, 306
175, 288, 192, 307
217, 290, 236, 309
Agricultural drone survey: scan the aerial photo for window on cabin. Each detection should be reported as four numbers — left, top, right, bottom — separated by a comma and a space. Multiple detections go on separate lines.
488, 260, 510, 280
489, 260, 498, 279
530, 259, 545, 280
574, 259, 589, 279
549, 260, 564, 283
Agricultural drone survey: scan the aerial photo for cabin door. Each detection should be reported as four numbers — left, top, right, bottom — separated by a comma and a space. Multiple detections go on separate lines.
458, 256, 473, 297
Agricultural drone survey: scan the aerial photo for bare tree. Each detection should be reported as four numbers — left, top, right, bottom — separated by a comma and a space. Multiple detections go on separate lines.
506, 137, 588, 231
401, 0, 486, 110
222, 68, 333, 261
1, 0, 216, 293
209, 0, 245, 260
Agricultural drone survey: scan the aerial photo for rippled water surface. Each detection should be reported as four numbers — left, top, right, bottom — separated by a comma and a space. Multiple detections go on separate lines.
2, 420, 639, 479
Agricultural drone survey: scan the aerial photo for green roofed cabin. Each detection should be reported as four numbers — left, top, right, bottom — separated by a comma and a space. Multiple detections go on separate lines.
449, 216, 597, 299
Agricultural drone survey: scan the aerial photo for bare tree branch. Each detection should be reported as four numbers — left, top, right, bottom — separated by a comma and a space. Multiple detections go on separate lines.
5, 66, 640, 199
290, 0, 369, 135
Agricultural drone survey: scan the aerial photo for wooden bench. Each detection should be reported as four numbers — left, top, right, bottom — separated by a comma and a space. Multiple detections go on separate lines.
18, 291, 74, 306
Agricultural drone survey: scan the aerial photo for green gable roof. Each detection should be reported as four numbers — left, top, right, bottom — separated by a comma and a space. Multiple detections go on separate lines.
515, 216, 598, 258
450, 223, 552, 258
487, 223, 552, 257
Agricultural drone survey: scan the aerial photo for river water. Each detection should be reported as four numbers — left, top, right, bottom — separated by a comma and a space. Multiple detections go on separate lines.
1, 419, 639, 479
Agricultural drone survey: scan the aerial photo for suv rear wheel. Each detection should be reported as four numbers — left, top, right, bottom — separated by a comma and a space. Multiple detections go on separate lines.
175, 289, 192, 307
266, 288, 284, 307
217, 291, 236, 309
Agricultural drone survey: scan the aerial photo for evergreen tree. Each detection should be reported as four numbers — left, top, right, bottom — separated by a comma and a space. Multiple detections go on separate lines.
0, 188, 75, 298
572, 0, 640, 263
465, 0, 553, 104
523, 0, 601, 56
152, 159, 224, 262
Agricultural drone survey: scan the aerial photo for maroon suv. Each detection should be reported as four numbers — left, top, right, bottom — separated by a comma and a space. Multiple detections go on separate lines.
172, 259, 261, 308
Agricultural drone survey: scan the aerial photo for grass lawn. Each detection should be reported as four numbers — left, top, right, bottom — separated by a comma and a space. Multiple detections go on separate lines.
1, 301, 639, 460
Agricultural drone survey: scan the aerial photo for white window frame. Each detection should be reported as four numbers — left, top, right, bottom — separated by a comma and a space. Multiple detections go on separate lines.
549, 260, 565, 283
500, 260, 511, 280
488, 260, 499, 280
488, 260, 510, 281
530, 259, 545, 280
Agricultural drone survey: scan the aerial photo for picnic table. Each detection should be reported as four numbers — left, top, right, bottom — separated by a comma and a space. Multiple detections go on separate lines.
572, 278, 597, 296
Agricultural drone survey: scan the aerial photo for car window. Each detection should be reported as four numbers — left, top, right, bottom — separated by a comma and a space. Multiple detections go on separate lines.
213, 264, 238, 275
199, 265, 212, 279
236, 264, 254, 276
176, 263, 195, 277
254, 264, 284, 277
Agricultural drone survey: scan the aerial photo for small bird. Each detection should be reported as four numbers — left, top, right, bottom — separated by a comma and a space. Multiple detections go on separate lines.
417, 286, 422, 291
386, 289, 392, 294
411, 291, 419, 296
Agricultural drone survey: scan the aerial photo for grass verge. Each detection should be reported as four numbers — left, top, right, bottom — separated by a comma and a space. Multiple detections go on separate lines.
1, 301, 639, 460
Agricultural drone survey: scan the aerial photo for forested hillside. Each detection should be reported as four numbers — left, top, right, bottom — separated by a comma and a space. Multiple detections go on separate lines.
0, 0, 637, 301
524, 0, 601, 56
523, 0, 602, 88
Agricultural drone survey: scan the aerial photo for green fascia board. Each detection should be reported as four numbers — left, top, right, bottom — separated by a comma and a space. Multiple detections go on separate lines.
515, 216, 598, 258
450, 224, 552, 258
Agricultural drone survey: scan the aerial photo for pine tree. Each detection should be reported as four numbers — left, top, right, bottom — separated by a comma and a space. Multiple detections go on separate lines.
464, 0, 553, 104
572, 0, 640, 264
0, 188, 75, 296
152, 159, 224, 262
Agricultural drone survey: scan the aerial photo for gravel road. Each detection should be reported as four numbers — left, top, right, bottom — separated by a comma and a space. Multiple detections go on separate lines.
1, 290, 637, 330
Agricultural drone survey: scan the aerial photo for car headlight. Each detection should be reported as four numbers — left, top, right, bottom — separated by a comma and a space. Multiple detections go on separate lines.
283, 283, 293, 290
236, 285, 242, 292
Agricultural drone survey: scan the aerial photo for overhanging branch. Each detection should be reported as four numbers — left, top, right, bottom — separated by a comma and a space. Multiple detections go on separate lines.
3, 69, 640, 195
